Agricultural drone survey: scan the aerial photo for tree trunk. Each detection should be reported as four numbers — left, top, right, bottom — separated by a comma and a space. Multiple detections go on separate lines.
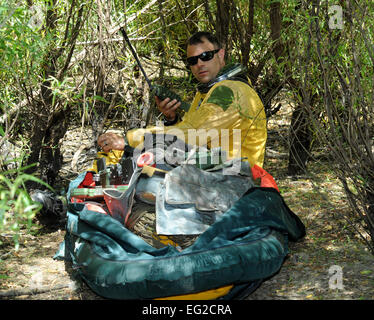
26, 0, 59, 178
269, 1, 285, 64
287, 103, 312, 175
215, 0, 231, 50
252, 1, 285, 115
39, 109, 70, 186
365, 177, 374, 246
26, 0, 85, 188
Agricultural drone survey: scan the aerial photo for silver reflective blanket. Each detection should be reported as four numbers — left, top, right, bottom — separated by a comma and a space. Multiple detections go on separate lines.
156, 162, 254, 235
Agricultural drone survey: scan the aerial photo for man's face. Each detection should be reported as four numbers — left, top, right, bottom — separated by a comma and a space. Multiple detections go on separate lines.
186, 38, 225, 84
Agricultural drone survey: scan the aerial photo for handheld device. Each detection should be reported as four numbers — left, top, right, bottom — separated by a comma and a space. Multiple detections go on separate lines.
119, 28, 190, 113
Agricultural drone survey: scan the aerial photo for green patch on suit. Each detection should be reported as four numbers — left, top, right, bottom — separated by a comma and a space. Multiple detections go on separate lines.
207, 85, 234, 111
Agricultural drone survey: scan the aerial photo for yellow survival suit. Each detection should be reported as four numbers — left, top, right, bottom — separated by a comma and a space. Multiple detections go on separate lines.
126, 78, 267, 167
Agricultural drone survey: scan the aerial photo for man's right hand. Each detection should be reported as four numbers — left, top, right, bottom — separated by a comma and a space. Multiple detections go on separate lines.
98, 132, 125, 152
155, 96, 181, 121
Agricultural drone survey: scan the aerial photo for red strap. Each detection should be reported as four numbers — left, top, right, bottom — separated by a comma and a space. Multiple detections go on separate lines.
85, 203, 109, 215
79, 172, 95, 188
251, 164, 279, 192
137, 152, 155, 167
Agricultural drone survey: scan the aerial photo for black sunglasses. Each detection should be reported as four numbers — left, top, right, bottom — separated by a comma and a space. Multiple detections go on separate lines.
186, 49, 220, 67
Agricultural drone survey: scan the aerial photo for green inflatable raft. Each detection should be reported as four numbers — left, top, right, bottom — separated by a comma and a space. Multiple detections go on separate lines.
54, 167, 305, 300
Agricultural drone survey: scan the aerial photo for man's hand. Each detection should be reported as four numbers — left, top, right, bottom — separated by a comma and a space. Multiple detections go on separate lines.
155, 96, 181, 121
98, 132, 125, 152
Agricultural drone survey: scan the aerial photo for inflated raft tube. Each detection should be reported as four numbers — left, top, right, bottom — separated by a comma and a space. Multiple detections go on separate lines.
55, 174, 305, 300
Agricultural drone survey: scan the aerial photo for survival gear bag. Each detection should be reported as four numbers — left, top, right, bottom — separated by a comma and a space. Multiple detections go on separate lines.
68, 132, 264, 232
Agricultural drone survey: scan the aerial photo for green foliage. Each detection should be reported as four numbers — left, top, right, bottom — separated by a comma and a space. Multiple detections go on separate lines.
0, 1, 50, 140
0, 161, 52, 250
284, 0, 374, 251
0, 1, 48, 83
0, 1, 54, 249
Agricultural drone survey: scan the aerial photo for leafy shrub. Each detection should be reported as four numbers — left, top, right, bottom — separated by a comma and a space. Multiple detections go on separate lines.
0, 157, 52, 250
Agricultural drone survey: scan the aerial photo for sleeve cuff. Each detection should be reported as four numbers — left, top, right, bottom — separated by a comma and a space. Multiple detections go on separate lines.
163, 115, 179, 126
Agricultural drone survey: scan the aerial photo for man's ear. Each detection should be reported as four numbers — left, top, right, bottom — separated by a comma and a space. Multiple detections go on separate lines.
218, 48, 225, 63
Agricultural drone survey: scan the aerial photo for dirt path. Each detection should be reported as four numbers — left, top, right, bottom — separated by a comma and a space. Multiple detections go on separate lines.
1, 118, 373, 300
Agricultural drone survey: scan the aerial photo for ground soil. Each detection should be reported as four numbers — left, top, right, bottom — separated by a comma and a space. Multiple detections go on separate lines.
1, 103, 373, 301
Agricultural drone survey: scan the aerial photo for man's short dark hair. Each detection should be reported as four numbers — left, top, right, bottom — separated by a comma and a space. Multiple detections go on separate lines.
187, 31, 221, 49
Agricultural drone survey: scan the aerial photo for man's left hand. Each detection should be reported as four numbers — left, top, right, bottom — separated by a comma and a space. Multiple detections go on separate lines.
155, 96, 181, 121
